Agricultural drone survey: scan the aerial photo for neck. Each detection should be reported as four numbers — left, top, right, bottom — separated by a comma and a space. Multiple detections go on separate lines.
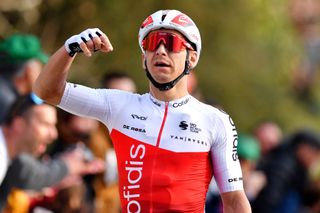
149, 78, 189, 102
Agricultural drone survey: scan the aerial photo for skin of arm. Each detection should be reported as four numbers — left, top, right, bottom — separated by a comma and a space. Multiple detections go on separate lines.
221, 190, 252, 213
33, 47, 74, 105
33, 29, 113, 105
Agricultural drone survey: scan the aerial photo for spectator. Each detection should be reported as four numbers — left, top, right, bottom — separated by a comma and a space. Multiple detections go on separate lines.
47, 109, 99, 156
187, 71, 205, 101
0, 94, 104, 211
0, 34, 48, 124
252, 129, 320, 213
101, 71, 137, 92
254, 120, 283, 156
0, 93, 56, 186
89, 71, 137, 213
46, 109, 101, 212
206, 134, 266, 212
237, 134, 266, 202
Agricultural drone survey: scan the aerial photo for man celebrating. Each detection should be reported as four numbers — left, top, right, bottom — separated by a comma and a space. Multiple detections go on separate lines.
34, 9, 251, 213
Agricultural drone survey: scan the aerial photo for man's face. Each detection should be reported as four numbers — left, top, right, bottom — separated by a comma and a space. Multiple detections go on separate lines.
59, 115, 98, 145
143, 30, 197, 84
14, 60, 43, 95
26, 60, 42, 90
296, 143, 320, 170
19, 105, 58, 157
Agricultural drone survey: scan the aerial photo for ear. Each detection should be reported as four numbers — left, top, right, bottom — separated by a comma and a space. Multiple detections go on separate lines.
188, 51, 198, 69
11, 117, 27, 133
141, 53, 146, 70
12, 67, 27, 84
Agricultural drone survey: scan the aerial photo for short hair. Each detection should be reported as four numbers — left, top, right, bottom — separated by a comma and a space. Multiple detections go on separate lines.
101, 71, 133, 88
0, 63, 25, 79
289, 129, 320, 150
4, 93, 44, 125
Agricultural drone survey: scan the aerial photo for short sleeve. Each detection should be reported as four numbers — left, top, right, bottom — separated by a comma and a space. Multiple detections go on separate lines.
210, 110, 244, 193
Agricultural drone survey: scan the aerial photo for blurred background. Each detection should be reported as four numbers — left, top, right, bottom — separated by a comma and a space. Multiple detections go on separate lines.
0, 0, 319, 133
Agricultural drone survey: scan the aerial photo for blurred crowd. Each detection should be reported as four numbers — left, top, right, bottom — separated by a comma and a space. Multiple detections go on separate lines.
289, 0, 320, 109
1, 1, 320, 212
0, 34, 138, 213
206, 121, 320, 213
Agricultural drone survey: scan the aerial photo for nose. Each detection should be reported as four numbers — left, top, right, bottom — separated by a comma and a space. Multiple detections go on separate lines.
155, 43, 168, 56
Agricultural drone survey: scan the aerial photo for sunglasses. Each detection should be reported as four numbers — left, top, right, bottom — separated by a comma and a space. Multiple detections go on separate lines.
142, 31, 194, 53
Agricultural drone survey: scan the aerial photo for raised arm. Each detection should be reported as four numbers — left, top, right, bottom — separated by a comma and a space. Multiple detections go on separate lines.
33, 46, 73, 105
33, 28, 113, 105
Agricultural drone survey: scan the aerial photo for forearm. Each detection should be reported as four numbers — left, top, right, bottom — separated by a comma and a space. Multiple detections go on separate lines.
24, 159, 68, 190
221, 190, 252, 213
33, 46, 75, 105
34, 28, 112, 105
1, 154, 68, 191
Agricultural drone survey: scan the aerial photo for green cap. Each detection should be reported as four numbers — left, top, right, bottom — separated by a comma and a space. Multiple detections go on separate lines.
237, 134, 260, 161
0, 34, 48, 64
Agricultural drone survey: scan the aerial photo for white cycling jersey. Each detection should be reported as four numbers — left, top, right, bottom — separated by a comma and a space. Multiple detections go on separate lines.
59, 82, 244, 213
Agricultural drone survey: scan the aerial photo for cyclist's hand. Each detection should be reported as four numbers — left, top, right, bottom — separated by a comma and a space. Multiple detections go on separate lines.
64, 28, 113, 57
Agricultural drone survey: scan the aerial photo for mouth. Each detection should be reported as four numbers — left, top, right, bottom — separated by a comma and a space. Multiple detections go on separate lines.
37, 143, 48, 155
154, 61, 170, 68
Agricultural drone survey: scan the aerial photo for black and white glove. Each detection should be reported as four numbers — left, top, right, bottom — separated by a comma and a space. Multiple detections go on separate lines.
64, 28, 104, 57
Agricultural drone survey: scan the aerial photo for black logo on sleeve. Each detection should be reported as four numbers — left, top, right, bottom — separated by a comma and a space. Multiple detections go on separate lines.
228, 177, 243, 183
229, 116, 238, 161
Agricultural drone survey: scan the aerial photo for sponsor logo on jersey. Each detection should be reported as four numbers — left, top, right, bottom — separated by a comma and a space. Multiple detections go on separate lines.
123, 144, 146, 213
229, 116, 238, 161
131, 114, 147, 120
179, 121, 202, 133
228, 177, 243, 183
172, 98, 189, 108
190, 123, 202, 133
170, 135, 208, 147
179, 121, 188, 130
123, 124, 146, 133
150, 98, 161, 107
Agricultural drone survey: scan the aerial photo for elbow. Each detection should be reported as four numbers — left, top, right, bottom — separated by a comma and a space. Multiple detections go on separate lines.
32, 80, 65, 105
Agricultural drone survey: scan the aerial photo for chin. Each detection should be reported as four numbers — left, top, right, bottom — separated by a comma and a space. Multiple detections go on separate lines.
155, 77, 172, 84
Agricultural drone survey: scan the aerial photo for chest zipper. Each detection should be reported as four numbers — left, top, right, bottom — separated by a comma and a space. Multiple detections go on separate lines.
155, 102, 169, 147
150, 102, 169, 212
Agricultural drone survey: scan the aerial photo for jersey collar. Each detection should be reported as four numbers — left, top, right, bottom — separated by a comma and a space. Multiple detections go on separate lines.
148, 93, 192, 108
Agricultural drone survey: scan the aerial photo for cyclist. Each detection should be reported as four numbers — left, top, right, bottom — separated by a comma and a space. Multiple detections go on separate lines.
34, 9, 251, 213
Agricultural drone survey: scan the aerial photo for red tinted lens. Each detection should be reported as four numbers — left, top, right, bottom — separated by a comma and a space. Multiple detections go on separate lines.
142, 31, 192, 52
